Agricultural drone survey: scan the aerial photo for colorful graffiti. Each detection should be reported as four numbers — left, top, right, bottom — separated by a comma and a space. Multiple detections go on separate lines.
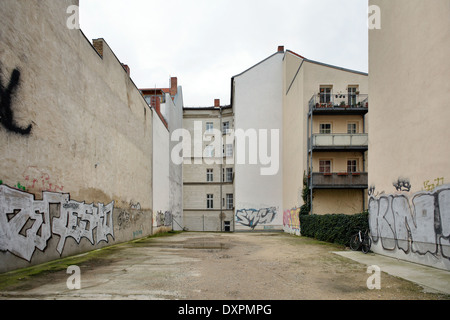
369, 184, 450, 262
0, 184, 114, 261
283, 208, 300, 235
235, 207, 277, 230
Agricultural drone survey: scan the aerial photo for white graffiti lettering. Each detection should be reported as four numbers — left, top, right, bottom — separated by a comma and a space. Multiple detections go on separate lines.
0, 185, 114, 261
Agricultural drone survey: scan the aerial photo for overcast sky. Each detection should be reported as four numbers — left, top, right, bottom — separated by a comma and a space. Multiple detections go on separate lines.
79, 0, 369, 107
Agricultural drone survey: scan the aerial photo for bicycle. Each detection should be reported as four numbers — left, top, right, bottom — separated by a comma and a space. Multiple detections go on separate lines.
350, 229, 371, 254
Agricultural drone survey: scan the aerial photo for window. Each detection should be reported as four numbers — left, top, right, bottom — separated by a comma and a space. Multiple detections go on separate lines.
348, 86, 358, 106
226, 144, 233, 157
347, 159, 358, 173
320, 123, 332, 134
226, 194, 234, 210
207, 194, 214, 209
320, 87, 332, 103
319, 160, 332, 173
206, 122, 213, 133
225, 168, 233, 182
205, 145, 214, 157
206, 169, 213, 182
223, 121, 230, 134
347, 122, 357, 134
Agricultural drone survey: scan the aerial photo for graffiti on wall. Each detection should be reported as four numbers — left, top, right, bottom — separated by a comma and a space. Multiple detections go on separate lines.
369, 184, 450, 261
235, 207, 277, 230
156, 211, 172, 227
0, 67, 32, 135
0, 184, 114, 261
22, 166, 64, 193
283, 207, 300, 234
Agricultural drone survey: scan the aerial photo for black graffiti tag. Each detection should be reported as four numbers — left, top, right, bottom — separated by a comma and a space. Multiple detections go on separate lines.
0, 68, 32, 135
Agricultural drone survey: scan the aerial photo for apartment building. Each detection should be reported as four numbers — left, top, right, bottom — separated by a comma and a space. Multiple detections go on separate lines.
140, 78, 184, 232
282, 50, 369, 224
368, 0, 450, 270
182, 100, 235, 231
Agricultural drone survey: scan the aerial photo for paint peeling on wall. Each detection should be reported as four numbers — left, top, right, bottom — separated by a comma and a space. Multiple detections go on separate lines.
369, 184, 450, 267
0, 184, 114, 262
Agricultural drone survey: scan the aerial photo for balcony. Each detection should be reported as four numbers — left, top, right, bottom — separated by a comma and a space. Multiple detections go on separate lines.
309, 93, 368, 115
311, 172, 368, 189
311, 134, 368, 151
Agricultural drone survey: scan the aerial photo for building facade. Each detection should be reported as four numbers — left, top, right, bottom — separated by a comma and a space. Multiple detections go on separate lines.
368, 0, 450, 270
182, 100, 235, 232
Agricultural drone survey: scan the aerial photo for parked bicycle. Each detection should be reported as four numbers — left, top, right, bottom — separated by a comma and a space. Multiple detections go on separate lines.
350, 229, 371, 254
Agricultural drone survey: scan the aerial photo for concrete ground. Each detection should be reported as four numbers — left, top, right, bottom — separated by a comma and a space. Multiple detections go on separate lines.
0, 232, 449, 300
334, 251, 450, 295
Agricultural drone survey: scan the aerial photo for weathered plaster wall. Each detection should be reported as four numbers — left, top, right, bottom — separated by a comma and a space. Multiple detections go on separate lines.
0, 0, 153, 272
368, 0, 450, 269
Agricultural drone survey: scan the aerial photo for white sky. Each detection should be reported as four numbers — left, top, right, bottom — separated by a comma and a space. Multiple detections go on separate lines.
79, 0, 369, 107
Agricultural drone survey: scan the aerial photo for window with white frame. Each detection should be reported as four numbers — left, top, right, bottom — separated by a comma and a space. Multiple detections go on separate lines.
222, 121, 230, 134
206, 169, 213, 182
206, 122, 213, 133
319, 160, 332, 173
226, 144, 233, 157
207, 194, 214, 209
347, 122, 357, 134
226, 194, 234, 210
348, 86, 358, 106
320, 123, 332, 134
320, 87, 332, 103
205, 145, 214, 157
347, 159, 358, 173
226, 168, 233, 182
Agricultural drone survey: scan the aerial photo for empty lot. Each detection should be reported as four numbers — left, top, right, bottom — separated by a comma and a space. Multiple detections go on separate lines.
0, 232, 448, 300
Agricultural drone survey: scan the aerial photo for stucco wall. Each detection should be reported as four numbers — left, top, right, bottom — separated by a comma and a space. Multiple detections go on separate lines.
0, 0, 153, 272
369, 0, 450, 270
233, 52, 284, 231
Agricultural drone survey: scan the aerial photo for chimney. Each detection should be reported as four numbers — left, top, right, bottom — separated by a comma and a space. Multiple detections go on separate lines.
93, 39, 104, 57
150, 96, 161, 115
214, 99, 220, 107
278, 45, 285, 53
170, 77, 178, 96
122, 64, 130, 76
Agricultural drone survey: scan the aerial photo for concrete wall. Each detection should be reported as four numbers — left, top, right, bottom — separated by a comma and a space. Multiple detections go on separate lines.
233, 51, 284, 231
368, 0, 450, 270
168, 89, 184, 231
152, 104, 170, 233
0, 0, 153, 272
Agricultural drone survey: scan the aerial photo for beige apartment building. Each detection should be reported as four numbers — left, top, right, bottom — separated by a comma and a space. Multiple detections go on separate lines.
182, 100, 235, 231
368, 0, 450, 270
283, 50, 369, 220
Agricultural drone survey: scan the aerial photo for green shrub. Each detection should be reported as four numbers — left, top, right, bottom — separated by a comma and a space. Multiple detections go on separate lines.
299, 211, 369, 246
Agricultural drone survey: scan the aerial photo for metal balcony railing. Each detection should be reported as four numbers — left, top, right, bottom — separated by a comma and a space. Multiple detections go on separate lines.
311, 134, 368, 149
309, 93, 368, 111
311, 172, 368, 189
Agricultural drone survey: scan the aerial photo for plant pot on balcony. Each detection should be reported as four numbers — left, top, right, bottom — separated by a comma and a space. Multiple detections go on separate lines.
337, 172, 348, 176
352, 172, 361, 176
323, 173, 332, 176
